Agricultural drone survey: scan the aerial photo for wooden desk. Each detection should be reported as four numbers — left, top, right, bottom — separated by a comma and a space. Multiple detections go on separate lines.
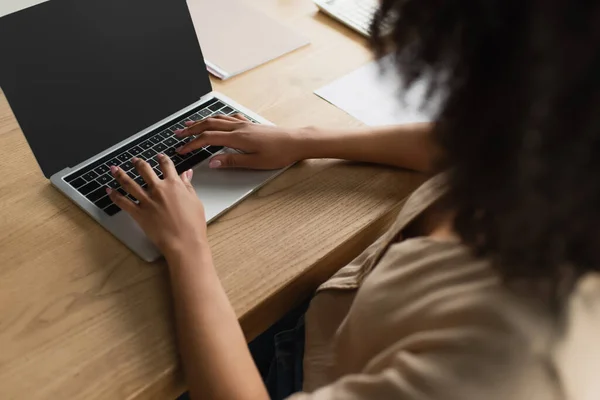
0, 1, 424, 398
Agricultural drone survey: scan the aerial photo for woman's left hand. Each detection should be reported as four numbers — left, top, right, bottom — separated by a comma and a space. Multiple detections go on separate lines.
106, 153, 208, 258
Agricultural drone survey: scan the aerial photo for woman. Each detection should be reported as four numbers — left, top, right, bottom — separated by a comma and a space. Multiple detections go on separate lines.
106, 0, 600, 399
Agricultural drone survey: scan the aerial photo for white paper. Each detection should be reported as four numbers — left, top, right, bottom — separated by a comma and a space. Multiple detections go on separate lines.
0, 0, 48, 18
187, 0, 309, 80
315, 54, 440, 126
205, 61, 229, 80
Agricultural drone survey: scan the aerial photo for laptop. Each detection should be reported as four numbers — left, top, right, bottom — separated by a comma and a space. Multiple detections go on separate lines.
0, 0, 286, 262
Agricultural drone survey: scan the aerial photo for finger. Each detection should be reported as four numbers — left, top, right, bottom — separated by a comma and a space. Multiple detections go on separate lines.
213, 114, 239, 120
176, 131, 241, 155
185, 115, 239, 126
110, 165, 148, 202
132, 157, 159, 187
106, 187, 138, 214
175, 118, 239, 138
180, 169, 195, 194
208, 153, 265, 170
157, 153, 178, 180
231, 113, 250, 122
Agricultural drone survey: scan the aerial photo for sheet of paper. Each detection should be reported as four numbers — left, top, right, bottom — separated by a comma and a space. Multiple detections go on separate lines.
0, 0, 48, 17
315, 54, 440, 126
187, 0, 309, 80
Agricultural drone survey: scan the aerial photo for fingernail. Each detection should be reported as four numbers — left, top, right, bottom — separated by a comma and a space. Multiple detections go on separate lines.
185, 121, 195, 126
209, 159, 222, 169
174, 129, 184, 137
110, 166, 118, 174
106, 187, 112, 195
186, 169, 193, 179
132, 157, 139, 163
157, 153, 165, 159
176, 146, 184, 153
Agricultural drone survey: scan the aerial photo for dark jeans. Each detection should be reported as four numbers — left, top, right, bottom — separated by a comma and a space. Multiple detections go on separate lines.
178, 301, 308, 400
249, 300, 308, 399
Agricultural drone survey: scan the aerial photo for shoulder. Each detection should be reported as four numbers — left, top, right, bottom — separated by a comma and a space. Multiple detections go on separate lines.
360, 238, 497, 310
352, 238, 557, 378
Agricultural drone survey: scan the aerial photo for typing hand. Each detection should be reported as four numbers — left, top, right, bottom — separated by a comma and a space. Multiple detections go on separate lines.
174, 114, 302, 170
107, 154, 208, 257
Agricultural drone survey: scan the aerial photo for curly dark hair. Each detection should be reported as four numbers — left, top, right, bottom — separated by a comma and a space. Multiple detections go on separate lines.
371, 1, 600, 288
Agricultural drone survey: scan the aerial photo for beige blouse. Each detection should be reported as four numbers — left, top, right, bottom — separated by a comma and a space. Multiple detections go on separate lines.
290, 175, 600, 400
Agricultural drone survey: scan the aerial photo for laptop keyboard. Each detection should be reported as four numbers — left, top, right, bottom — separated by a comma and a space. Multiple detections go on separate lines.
63, 98, 256, 216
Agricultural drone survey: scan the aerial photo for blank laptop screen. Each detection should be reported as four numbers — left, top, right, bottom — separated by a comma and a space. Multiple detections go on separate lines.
0, 0, 211, 177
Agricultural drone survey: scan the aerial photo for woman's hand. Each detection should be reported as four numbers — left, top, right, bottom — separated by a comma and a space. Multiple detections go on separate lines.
106, 154, 207, 258
174, 114, 304, 170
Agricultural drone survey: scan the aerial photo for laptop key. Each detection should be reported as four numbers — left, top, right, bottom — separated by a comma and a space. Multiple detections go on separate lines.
69, 177, 86, 189
164, 137, 178, 147
153, 143, 168, 153
107, 179, 120, 189
147, 158, 159, 168
127, 171, 137, 179
106, 158, 121, 167
78, 180, 101, 195
159, 130, 171, 139
117, 152, 131, 163
171, 155, 183, 165
208, 101, 225, 112
134, 176, 145, 186
104, 204, 121, 216
128, 146, 143, 156
86, 187, 107, 203
149, 134, 163, 144
94, 164, 110, 175
117, 188, 127, 196
153, 167, 163, 179
97, 174, 112, 185
65, 174, 81, 183
82, 171, 99, 181
141, 148, 157, 159
94, 195, 113, 210
139, 141, 153, 150
206, 145, 224, 154
179, 150, 193, 160
198, 108, 212, 118
221, 106, 234, 115
121, 161, 134, 171
165, 147, 177, 157
178, 149, 211, 173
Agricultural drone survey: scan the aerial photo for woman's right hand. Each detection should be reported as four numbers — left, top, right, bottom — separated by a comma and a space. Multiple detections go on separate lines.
174, 114, 305, 170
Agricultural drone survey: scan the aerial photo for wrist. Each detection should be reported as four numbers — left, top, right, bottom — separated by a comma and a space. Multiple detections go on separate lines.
163, 238, 211, 266
291, 126, 324, 161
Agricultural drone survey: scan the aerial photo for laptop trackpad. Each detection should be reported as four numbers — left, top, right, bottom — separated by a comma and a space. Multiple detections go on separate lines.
189, 155, 281, 222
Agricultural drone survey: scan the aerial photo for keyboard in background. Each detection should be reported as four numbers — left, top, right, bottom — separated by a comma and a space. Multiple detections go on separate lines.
313, 0, 386, 37
64, 99, 254, 216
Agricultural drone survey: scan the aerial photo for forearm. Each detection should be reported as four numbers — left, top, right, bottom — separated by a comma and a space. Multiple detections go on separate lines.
166, 247, 267, 400
295, 123, 438, 172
